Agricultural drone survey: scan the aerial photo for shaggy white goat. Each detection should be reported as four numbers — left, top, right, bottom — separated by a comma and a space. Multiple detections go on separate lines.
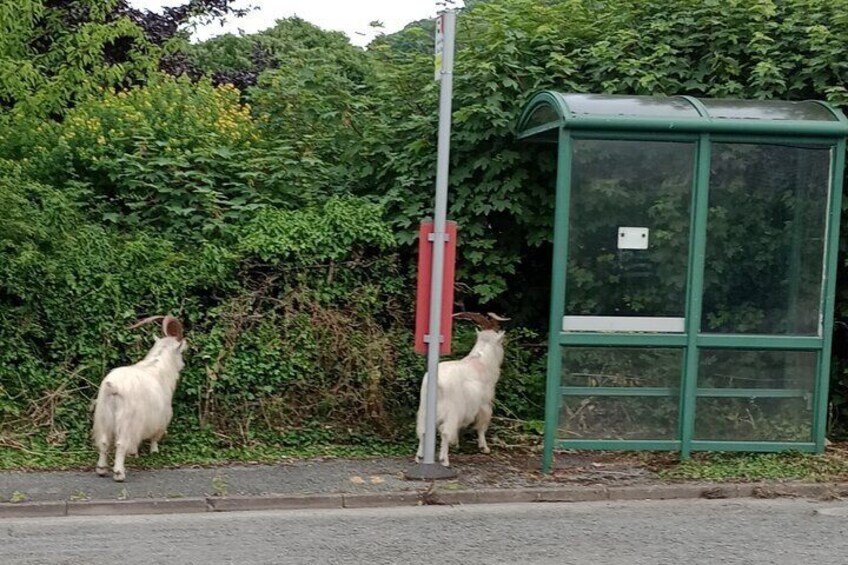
415, 313, 507, 467
93, 315, 186, 482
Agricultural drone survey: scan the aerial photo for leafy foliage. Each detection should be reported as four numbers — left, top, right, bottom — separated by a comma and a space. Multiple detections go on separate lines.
0, 0, 246, 116
239, 197, 395, 263
188, 16, 366, 90
55, 77, 264, 237
361, 0, 848, 310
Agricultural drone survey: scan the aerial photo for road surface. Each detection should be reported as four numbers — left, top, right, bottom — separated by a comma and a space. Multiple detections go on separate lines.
2, 499, 846, 564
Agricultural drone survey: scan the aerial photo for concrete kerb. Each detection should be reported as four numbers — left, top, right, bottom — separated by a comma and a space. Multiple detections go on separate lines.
68, 497, 209, 516
1, 482, 846, 520
342, 492, 420, 508
0, 500, 68, 519
209, 493, 343, 512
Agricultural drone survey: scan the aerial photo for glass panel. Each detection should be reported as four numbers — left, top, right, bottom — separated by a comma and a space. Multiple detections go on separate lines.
702, 143, 831, 334
694, 398, 812, 441
694, 349, 815, 442
567, 139, 694, 318
698, 349, 817, 390
562, 347, 682, 388
522, 104, 560, 131
560, 396, 679, 440
562, 94, 700, 118
700, 99, 836, 121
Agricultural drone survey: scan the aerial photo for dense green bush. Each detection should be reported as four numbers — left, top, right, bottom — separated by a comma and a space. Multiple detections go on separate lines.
0, 185, 430, 452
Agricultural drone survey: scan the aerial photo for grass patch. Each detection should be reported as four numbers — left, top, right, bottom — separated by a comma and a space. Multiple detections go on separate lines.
0, 442, 411, 472
0, 428, 412, 472
657, 448, 848, 482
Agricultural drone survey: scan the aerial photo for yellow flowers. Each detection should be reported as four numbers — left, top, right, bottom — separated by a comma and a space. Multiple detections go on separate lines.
55, 76, 258, 159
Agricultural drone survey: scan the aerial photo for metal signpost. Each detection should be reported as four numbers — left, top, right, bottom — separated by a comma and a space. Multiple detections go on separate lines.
404, 7, 458, 481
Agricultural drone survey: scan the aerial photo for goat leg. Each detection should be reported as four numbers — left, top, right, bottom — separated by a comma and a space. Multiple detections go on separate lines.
475, 404, 493, 454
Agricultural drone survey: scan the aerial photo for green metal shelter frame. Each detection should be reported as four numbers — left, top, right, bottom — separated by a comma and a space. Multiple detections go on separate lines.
515, 92, 848, 472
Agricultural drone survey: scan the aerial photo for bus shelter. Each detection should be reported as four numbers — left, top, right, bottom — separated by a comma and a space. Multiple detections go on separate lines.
516, 92, 848, 471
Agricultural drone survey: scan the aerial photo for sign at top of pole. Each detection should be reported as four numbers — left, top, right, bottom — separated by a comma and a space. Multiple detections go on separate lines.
434, 12, 445, 81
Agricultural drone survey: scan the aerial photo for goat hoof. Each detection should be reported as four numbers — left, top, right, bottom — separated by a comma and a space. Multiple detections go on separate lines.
96, 466, 109, 477
113, 471, 126, 482
480, 447, 491, 454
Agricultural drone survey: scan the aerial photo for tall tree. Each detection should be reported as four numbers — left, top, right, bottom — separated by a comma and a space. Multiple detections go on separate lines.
0, 0, 245, 116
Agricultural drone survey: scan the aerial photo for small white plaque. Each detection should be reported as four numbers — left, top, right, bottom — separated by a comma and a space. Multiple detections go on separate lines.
563, 316, 685, 333
617, 227, 649, 250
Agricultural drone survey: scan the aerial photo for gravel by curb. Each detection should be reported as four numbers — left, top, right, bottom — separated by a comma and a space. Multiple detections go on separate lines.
1, 481, 846, 520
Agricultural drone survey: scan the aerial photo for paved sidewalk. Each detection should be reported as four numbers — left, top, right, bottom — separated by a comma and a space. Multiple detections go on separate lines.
0, 451, 654, 503
1, 452, 846, 519
1, 458, 416, 503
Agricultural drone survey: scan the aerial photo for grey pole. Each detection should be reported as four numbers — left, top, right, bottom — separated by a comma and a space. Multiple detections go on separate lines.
404, 7, 458, 481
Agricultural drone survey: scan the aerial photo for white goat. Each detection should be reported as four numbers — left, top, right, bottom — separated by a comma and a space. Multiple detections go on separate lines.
93, 315, 186, 482
415, 313, 507, 467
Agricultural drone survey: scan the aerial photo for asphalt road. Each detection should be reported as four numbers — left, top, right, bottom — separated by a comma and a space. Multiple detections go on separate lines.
2, 499, 846, 564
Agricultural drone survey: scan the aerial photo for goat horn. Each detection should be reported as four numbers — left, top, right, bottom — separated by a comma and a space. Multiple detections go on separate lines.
453, 312, 496, 330
128, 315, 165, 330
487, 313, 511, 322
128, 315, 184, 340
485, 312, 510, 331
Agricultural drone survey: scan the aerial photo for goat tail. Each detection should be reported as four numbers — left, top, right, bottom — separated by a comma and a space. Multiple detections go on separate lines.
93, 379, 119, 446
416, 373, 428, 436
416, 372, 447, 436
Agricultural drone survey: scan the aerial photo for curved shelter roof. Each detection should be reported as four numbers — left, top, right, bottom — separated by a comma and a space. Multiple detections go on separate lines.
516, 92, 848, 139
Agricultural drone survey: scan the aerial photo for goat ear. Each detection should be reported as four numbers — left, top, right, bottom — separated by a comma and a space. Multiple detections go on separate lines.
497, 330, 505, 342
162, 316, 184, 341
